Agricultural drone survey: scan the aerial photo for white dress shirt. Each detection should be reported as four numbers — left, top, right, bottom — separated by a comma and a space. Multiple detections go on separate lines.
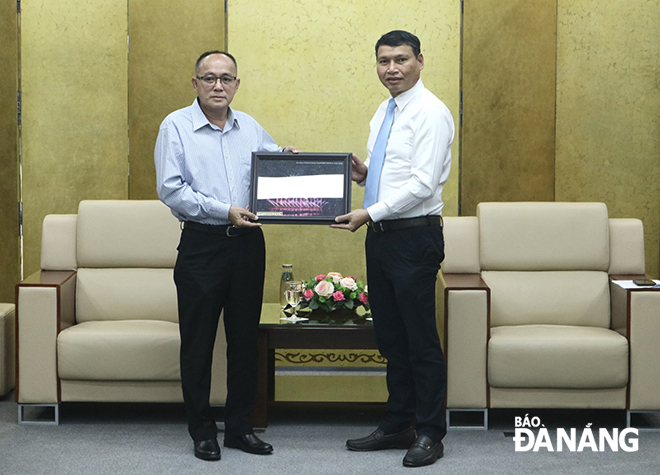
365, 79, 454, 223
154, 99, 282, 225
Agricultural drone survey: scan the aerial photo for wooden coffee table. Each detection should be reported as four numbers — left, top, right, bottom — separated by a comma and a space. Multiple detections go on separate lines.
252, 304, 379, 428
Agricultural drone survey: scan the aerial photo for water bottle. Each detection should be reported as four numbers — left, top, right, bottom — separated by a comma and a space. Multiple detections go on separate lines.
279, 264, 294, 308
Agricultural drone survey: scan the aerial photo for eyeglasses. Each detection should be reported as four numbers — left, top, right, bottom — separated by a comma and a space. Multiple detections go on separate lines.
196, 75, 237, 86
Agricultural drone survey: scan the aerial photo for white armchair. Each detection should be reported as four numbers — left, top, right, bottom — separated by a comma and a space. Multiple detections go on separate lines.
15, 200, 228, 423
442, 202, 660, 429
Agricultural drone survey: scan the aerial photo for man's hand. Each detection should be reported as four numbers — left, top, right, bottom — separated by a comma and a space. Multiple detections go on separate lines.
282, 146, 301, 153
330, 209, 371, 232
351, 153, 367, 183
228, 206, 261, 228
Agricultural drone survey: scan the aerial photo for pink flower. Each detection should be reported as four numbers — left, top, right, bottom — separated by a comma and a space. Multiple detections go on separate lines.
314, 280, 335, 298
332, 290, 346, 301
359, 292, 368, 305
304, 289, 314, 301
315, 274, 327, 282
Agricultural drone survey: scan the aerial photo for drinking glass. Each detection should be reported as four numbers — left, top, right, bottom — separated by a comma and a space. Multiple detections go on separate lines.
281, 280, 308, 322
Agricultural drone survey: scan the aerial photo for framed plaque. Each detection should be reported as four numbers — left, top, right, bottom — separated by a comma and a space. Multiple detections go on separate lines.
249, 152, 352, 224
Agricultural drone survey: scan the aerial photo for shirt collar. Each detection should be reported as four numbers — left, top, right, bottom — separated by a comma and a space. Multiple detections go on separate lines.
191, 98, 240, 132
391, 79, 424, 111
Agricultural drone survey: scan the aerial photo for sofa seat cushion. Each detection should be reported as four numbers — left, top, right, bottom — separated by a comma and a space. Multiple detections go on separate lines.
57, 320, 180, 381
488, 325, 628, 389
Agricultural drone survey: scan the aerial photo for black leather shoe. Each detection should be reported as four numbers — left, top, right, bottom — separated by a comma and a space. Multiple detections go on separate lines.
346, 427, 416, 451
194, 438, 221, 461
224, 433, 273, 455
403, 435, 444, 467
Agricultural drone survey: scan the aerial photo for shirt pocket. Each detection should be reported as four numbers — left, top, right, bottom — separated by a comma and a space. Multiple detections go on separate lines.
386, 126, 414, 164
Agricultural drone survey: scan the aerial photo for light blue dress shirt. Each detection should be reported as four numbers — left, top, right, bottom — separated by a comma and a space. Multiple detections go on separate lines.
155, 99, 282, 225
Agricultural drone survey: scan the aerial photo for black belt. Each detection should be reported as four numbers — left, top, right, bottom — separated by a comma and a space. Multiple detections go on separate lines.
182, 221, 256, 237
368, 215, 443, 233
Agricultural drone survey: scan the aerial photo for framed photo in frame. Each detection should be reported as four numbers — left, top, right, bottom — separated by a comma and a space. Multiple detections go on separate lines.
249, 152, 352, 224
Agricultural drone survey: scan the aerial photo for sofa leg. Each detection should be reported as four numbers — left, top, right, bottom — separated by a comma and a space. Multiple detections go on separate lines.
446, 408, 488, 430
18, 404, 59, 425
627, 410, 660, 431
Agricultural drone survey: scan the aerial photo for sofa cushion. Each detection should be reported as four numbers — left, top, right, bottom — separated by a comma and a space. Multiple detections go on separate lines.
478, 202, 610, 272
76, 268, 178, 323
443, 217, 480, 273
482, 271, 610, 328
41, 214, 78, 271
57, 320, 180, 381
77, 200, 180, 268
608, 218, 646, 275
488, 325, 628, 389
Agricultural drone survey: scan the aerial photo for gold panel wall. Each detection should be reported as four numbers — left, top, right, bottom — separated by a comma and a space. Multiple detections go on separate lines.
128, 0, 226, 200
556, 0, 660, 277
229, 0, 461, 303
0, 0, 18, 302
461, 0, 557, 215
21, 0, 129, 276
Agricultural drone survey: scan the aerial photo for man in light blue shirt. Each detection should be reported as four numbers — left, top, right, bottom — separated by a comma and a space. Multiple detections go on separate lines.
155, 50, 298, 461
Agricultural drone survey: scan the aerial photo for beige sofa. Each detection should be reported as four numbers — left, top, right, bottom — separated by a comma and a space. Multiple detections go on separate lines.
15, 200, 227, 423
442, 202, 660, 429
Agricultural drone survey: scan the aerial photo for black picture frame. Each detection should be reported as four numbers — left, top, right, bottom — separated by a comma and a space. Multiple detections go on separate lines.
249, 152, 352, 224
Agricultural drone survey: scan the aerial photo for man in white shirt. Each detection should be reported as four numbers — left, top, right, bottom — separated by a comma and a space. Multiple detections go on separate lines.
332, 30, 454, 468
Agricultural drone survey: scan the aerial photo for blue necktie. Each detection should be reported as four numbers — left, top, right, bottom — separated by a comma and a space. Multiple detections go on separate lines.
363, 98, 397, 209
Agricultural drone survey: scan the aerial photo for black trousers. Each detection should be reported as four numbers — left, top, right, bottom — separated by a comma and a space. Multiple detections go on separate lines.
174, 224, 265, 442
365, 224, 447, 442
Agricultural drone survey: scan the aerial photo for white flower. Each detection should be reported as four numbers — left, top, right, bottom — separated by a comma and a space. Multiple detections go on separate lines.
327, 272, 343, 285
314, 280, 335, 298
340, 277, 358, 291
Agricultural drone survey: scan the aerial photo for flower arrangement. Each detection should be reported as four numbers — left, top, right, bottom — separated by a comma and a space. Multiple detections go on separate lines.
301, 272, 369, 313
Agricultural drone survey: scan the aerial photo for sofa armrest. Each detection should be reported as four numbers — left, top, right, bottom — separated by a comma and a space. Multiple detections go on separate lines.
15, 270, 76, 404
609, 276, 660, 411
610, 274, 651, 335
610, 275, 640, 336
442, 273, 489, 408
